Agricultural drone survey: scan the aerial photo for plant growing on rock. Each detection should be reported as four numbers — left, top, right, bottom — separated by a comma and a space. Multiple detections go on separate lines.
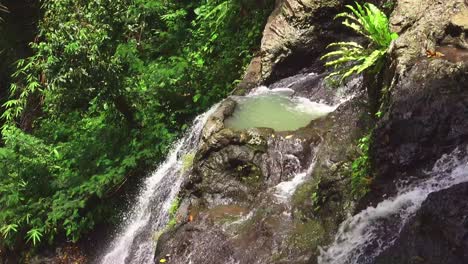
167, 197, 181, 228
321, 2, 398, 83
351, 134, 372, 198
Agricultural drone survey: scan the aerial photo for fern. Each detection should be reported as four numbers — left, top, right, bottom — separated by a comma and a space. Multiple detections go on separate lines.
0, 224, 18, 239
0, 2, 8, 21
26, 228, 43, 246
321, 2, 398, 83
1, 56, 43, 126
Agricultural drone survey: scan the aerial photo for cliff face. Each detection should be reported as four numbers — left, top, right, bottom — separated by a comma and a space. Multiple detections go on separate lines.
370, 0, 468, 201
155, 0, 468, 263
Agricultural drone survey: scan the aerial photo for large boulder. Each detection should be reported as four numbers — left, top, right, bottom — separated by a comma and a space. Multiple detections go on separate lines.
368, 0, 468, 204
238, 0, 394, 90
374, 182, 468, 264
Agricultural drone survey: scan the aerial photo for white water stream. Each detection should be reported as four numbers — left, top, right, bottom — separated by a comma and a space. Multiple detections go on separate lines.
318, 146, 468, 264
100, 105, 218, 264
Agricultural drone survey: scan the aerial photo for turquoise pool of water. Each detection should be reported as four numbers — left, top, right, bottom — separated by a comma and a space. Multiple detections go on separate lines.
224, 92, 335, 131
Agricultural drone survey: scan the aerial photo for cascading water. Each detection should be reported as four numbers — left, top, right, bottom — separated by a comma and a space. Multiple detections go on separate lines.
100, 105, 218, 264
274, 144, 318, 201
100, 72, 352, 264
318, 146, 468, 264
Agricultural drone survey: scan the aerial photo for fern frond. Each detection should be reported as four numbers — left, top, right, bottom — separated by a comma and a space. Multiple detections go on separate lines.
321, 2, 398, 84
326, 41, 364, 49
341, 64, 362, 82
356, 49, 386, 74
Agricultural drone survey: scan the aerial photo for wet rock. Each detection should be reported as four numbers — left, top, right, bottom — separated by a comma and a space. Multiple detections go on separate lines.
155, 222, 235, 264
291, 92, 371, 263
374, 182, 468, 264
155, 85, 370, 263
192, 126, 320, 205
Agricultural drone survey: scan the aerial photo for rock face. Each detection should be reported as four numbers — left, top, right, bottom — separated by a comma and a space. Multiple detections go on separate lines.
238, 0, 391, 90
363, 0, 468, 262
235, 0, 348, 91
374, 182, 468, 264
369, 0, 468, 203
390, 0, 468, 73
154, 73, 371, 263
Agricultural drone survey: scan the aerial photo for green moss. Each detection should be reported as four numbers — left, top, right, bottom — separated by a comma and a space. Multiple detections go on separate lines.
292, 179, 323, 212
288, 219, 325, 251
181, 152, 195, 173
235, 162, 263, 187
292, 182, 314, 207
153, 197, 182, 244
167, 197, 181, 229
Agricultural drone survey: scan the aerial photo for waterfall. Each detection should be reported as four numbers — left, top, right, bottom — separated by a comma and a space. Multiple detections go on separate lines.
100, 105, 218, 264
318, 146, 468, 264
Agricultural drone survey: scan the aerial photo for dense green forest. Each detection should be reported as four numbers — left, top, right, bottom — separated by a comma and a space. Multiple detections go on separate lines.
0, 0, 273, 257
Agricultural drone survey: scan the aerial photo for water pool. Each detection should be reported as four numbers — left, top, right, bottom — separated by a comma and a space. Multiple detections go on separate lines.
224, 91, 335, 131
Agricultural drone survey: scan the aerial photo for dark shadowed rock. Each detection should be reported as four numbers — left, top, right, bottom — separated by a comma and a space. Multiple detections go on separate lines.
369, 57, 468, 205
374, 182, 468, 264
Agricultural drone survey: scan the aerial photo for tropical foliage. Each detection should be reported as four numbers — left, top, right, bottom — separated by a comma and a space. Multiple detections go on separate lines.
321, 2, 398, 83
351, 134, 372, 198
0, 0, 273, 254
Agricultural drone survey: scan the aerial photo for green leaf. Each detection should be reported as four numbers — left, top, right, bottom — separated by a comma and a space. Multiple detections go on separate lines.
0, 224, 18, 239
193, 94, 201, 103
26, 228, 43, 246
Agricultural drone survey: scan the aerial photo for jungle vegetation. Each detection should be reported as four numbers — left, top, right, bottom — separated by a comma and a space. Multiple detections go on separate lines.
0, 0, 274, 256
